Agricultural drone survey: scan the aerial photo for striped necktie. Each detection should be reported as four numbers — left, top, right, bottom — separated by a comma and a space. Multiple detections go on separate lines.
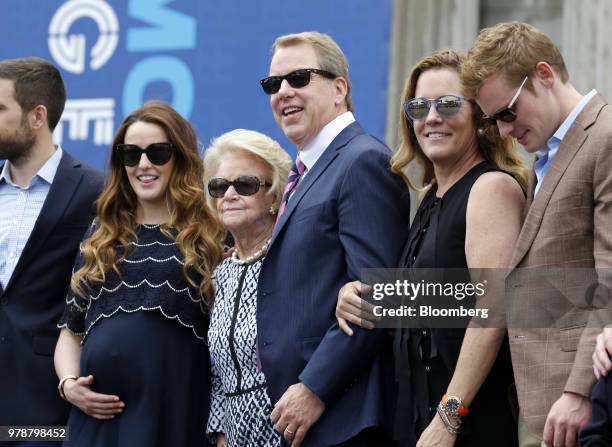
277, 153, 306, 220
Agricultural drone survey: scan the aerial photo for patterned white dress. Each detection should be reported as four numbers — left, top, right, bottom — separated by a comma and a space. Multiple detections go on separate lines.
207, 256, 281, 446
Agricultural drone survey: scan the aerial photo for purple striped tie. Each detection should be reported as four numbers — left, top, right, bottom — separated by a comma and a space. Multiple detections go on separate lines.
277, 153, 306, 220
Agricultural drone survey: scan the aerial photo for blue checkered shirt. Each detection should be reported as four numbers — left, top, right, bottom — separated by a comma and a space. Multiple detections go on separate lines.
0, 147, 63, 288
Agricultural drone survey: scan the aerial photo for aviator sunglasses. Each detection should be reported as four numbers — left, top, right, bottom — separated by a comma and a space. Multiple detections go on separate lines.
483, 76, 529, 125
260, 68, 337, 94
208, 176, 272, 198
116, 142, 174, 167
403, 95, 467, 121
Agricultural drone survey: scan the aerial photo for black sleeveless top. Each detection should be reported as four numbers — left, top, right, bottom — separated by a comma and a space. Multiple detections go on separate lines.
393, 161, 518, 446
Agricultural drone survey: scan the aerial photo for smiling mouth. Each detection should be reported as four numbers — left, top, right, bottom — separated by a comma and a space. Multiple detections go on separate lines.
282, 106, 303, 117
137, 175, 158, 183
425, 131, 451, 139
515, 129, 529, 142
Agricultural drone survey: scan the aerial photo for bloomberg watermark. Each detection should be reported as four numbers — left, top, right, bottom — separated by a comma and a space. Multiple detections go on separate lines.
360, 268, 612, 329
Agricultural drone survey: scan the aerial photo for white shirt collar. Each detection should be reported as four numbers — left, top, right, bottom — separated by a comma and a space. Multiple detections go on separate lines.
0, 162, 10, 185
0, 145, 63, 187
299, 111, 355, 171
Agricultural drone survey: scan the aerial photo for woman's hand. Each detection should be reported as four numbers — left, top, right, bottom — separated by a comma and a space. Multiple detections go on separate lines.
416, 413, 457, 447
336, 281, 378, 336
593, 327, 612, 379
215, 433, 227, 447
63, 375, 125, 420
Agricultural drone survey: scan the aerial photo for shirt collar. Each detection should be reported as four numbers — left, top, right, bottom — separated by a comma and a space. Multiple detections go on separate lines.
299, 111, 355, 171
0, 161, 10, 185
0, 145, 63, 187
542, 89, 598, 154
38, 146, 63, 184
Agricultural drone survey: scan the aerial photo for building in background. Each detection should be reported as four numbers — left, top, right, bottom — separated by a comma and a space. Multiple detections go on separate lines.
386, 0, 612, 148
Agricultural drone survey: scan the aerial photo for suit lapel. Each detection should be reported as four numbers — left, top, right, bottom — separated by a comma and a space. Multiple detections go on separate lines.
510, 95, 606, 268
270, 122, 364, 246
524, 168, 536, 213
4, 152, 84, 292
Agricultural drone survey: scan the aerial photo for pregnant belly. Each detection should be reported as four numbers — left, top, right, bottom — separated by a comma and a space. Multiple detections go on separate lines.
80, 310, 208, 401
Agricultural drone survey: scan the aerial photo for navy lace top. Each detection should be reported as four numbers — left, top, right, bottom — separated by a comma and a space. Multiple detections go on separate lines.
58, 224, 207, 343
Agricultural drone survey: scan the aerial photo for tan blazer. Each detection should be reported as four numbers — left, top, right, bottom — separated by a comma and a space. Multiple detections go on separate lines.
507, 94, 612, 438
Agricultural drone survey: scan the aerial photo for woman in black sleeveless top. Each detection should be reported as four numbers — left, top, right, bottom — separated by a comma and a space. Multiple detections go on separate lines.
336, 50, 529, 446
395, 162, 518, 447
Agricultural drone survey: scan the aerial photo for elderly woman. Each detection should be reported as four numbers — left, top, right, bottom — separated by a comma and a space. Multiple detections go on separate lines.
54, 101, 223, 446
203, 129, 292, 447
336, 50, 529, 446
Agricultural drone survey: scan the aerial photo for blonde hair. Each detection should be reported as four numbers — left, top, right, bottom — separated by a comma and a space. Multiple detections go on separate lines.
71, 101, 224, 306
203, 129, 292, 214
461, 21, 569, 98
272, 31, 353, 112
391, 49, 529, 192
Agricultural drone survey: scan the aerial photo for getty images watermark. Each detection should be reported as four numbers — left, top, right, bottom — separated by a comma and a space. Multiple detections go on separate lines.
371, 278, 489, 319
359, 268, 612, 329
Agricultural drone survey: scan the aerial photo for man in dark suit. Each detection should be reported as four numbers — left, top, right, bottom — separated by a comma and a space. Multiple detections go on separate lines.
257, 32, 410, 446
0, 57, 104, 445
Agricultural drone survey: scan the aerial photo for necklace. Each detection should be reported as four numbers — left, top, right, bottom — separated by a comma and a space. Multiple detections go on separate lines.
231, 238, 272, 265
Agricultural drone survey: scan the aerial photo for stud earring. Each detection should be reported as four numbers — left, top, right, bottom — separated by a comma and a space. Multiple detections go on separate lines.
269, 206, 277, 215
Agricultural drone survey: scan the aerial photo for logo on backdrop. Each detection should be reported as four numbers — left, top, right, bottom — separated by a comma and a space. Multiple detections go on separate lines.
49, 0, 119, 147
48, 0, 197, 150
48, 0, 119, 74
53, 98, 116, 146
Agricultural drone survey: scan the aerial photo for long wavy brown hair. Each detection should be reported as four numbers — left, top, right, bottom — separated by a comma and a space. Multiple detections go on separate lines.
71, 101, 223, 305
391, 49, 529, 192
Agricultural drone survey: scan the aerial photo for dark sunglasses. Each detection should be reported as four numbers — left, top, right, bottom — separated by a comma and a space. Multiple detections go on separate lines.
403, 95, 466, 121
260, 68, 337, 94
208, 176, 271, 198
483, 76, 528, 125
116, 142, 174, 167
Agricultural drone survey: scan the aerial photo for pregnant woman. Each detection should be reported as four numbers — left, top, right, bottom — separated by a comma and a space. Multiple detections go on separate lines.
54, 101, 223, 446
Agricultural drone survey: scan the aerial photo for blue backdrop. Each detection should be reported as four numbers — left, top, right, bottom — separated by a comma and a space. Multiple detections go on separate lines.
1, 0, 392, 168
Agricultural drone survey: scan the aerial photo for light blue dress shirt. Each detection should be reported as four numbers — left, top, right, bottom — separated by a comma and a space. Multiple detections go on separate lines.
534, 89, 597, 196
0, 147, 63, 288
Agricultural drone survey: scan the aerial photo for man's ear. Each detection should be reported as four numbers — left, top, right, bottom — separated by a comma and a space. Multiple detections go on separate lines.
28, 105, 48, 131
333, 77, 348, 107
534, 61, 556, 88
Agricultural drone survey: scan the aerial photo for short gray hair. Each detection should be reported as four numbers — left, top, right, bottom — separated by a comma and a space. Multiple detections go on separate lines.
203, 129, 292, 214
272, 31, 353, 112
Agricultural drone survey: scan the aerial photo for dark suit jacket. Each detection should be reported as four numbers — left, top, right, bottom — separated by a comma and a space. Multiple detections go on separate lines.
0, 150, 104, 426
580, 376, 612, 446
257, 121, 411, 446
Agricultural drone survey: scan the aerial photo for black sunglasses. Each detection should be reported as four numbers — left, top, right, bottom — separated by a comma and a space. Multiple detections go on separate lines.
116, 142, 174, 167
403, 95, 466, 121
208, 176, 271, 198
483, 76, 529, 125
260, 68, 337, 94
